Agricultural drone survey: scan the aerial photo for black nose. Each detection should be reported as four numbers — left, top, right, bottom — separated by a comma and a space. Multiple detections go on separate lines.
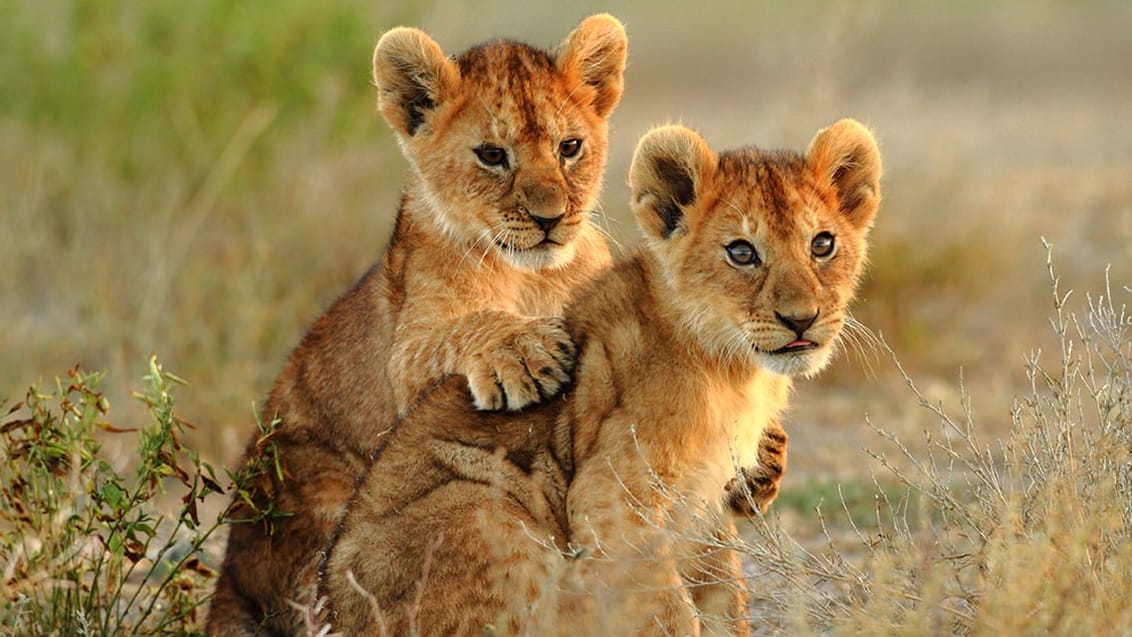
775, 311, 818, 337
530, 212, 563, 233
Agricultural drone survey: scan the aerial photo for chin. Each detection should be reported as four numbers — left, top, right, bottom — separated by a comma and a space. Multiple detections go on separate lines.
757, 346, 834, 378
498, 242, 575, 271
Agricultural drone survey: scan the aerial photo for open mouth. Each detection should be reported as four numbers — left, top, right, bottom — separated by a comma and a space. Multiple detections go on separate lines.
770, 339, 819, 355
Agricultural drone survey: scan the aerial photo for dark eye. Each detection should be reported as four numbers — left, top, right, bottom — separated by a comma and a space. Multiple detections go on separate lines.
559, 138, 582, 159
725, 240, 760, 266
474, 145, 508, 168
811, 232, 836, 258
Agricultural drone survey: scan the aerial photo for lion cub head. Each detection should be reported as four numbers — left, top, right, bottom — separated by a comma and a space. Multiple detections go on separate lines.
630, 120, 882, 376
372, 15, 627, 270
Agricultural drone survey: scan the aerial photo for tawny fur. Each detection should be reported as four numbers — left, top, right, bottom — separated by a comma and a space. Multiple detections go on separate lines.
320, 120, 883, 636
207, 16, 628, 636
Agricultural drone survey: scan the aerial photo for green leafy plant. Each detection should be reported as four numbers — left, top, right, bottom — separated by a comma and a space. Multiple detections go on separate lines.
1, 357, 233, 635
223, 410, 294, 536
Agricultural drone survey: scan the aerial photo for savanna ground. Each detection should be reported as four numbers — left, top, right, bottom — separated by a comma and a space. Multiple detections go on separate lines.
2, 1, 1131, 634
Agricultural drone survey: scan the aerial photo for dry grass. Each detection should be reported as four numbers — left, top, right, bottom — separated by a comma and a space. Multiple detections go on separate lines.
2, 1, 1131, 634
736, 250, 1132, 634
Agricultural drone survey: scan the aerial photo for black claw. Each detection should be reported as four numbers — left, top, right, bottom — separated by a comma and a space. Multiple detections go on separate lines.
526, 377, 543, 402
516, 357, 546, 401
493, 375, 507, 411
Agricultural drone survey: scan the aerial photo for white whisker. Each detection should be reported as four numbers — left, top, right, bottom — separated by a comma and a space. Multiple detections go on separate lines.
486, 229, 510, 268
468, 227, 504, 268
459, 229, 493, 267
586, 208, 624, 252
840, 313, 881, 378
726, 331, 749, 368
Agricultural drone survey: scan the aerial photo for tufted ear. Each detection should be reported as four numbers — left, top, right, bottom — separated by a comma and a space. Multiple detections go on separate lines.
555, 14, 628, 118
373, 27, 460, 138
806, 119, 882, 231
629, 125, 717, 241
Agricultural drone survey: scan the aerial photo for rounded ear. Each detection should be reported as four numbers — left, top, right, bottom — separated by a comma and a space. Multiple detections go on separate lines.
806, 119, 883, 230
373, 27, 460, 137
555, 14, 628, 118
629, 125, 717, 241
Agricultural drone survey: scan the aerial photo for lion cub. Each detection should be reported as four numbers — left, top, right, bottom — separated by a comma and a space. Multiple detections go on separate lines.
207, 16, 627, 635
319, 119, 882, 635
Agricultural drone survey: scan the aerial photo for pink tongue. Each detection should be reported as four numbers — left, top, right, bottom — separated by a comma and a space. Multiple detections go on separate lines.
786, 339, 813, 349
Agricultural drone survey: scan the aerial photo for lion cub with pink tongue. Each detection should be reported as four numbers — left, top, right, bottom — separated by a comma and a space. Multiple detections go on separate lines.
321, 119, 882, 636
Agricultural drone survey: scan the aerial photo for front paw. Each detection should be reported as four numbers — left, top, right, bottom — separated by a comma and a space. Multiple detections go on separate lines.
464, 317, 575, 411
725, 424, 788, 515
725, 467, 779, 516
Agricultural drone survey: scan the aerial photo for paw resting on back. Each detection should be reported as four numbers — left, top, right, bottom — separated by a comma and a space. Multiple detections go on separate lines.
464, 317, 576, 411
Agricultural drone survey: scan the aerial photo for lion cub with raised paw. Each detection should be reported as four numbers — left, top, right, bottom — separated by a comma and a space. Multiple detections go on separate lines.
208, 15, 627, 636
319, 119, 882, 636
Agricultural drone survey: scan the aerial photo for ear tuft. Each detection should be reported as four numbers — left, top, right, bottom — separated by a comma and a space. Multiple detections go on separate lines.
556, 14, 628, 118
806, 119, 882, 230
629, 125, 716, 241
373, 27, 460, 137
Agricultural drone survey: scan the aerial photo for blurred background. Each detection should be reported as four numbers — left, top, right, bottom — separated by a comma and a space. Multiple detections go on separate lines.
2, 1, 1130, 492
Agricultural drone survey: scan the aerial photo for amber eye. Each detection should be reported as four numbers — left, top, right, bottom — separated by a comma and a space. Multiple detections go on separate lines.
811, 232, 836, 258
474, 145, 508, 168
725, 240, 760, 266
559, 138, 582, 159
